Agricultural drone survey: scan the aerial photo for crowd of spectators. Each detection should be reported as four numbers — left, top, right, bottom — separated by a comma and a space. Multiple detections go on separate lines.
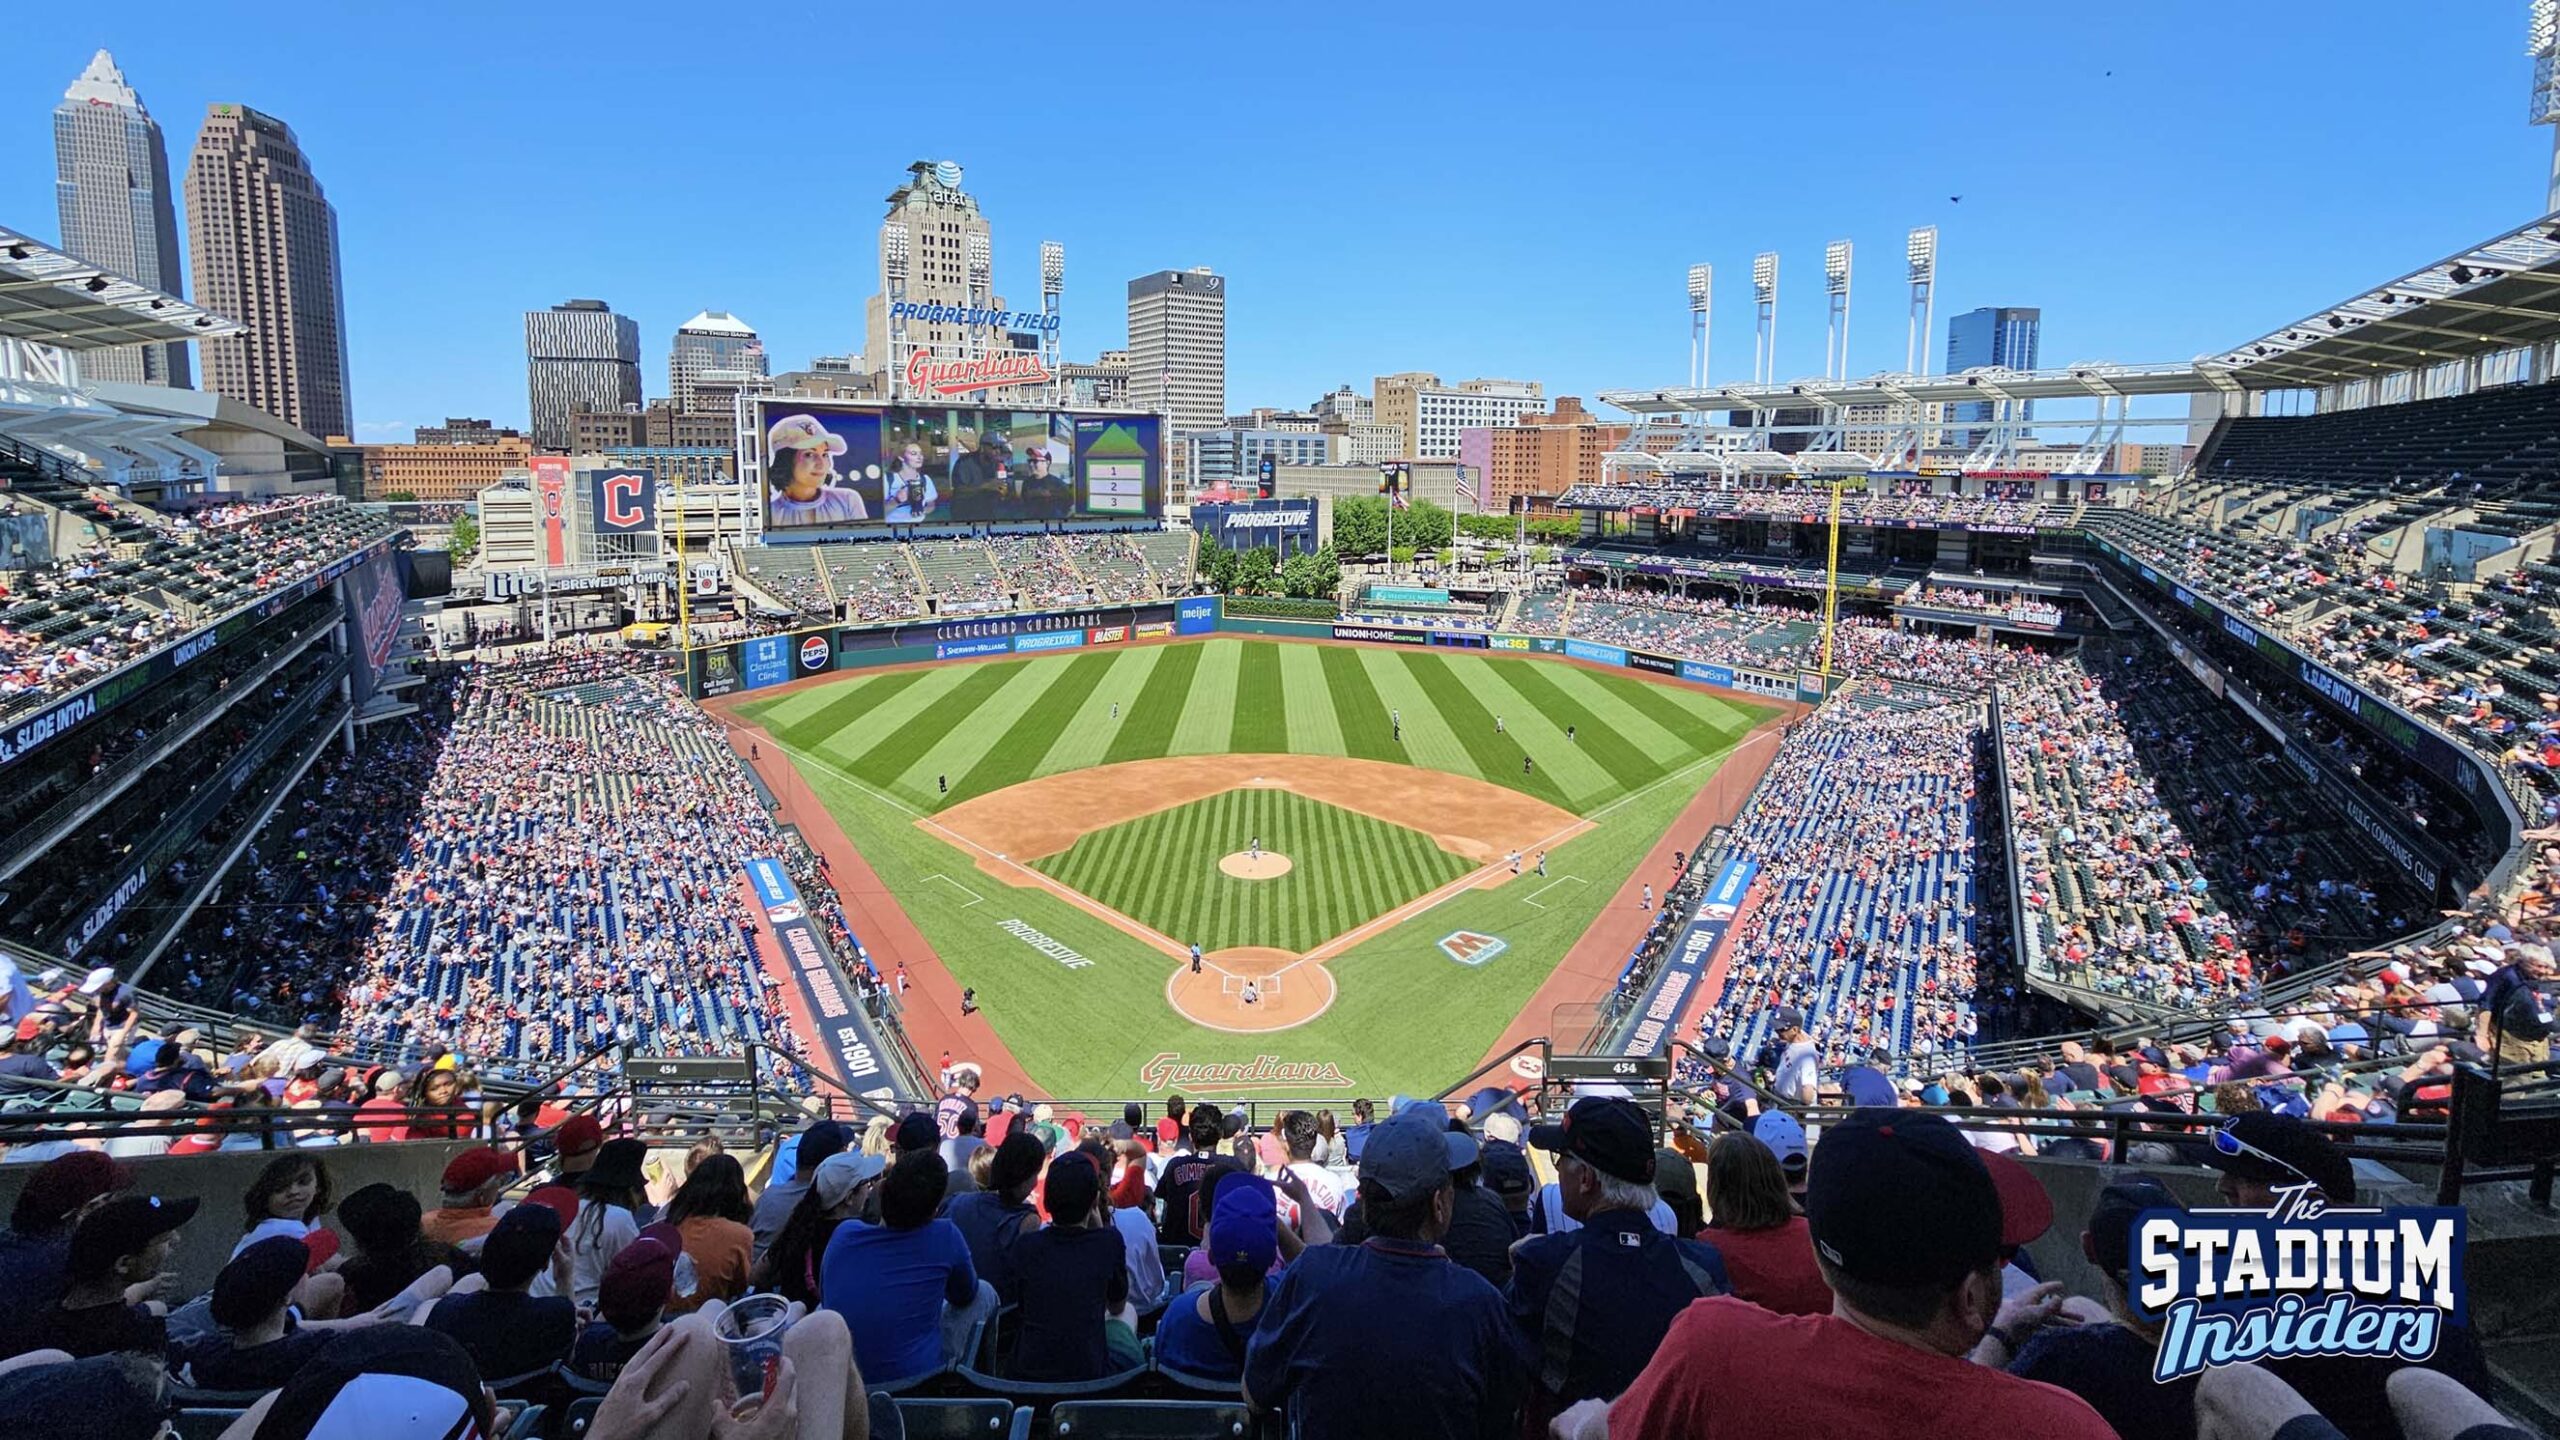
985, 535, 1094, 611
1552, 480, 2069, 529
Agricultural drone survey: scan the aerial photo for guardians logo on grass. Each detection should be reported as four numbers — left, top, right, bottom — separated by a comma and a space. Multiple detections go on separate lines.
2134, 1182, 2465, 1383
1139, 1052, 1354, 1094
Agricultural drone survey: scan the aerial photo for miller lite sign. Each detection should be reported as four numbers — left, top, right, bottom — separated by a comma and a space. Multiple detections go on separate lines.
592, 469, 658, 534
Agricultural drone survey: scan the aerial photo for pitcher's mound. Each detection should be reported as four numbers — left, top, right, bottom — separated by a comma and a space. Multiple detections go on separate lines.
1218, 851, 1292, 880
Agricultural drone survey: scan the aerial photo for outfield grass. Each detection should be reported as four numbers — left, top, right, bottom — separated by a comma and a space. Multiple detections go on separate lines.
1032, 789, 1473, 954
739, 639, 1775, 1097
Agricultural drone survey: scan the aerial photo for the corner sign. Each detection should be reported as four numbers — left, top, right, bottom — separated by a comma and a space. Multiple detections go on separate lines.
1440, 931, 1507, 966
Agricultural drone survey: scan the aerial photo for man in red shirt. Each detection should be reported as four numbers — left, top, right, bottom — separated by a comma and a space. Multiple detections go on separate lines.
1576, 1109, 2116, 1439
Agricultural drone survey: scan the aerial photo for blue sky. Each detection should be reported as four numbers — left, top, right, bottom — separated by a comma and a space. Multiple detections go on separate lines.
3, 2, 2551, 439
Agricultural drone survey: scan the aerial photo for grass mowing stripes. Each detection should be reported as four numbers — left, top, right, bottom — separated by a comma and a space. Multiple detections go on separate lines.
1031, 789, 1471, 954
752, 669, 928, 750
848, 663, 1022, 790
943, 650, 1118, 807
1103, 642, 1204, 765
1482, 658, 1664, 795
1230, 642, 1289, 753
1397, 650, 1573, 809
1600, 668, 1753, 752
1317, 644, 1401, 763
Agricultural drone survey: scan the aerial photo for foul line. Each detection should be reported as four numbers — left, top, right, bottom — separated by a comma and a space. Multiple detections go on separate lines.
1519, 874, 1587, 910
922, 873, 984, 908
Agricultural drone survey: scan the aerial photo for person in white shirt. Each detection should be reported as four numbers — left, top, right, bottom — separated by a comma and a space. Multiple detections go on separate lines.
567, 1139, 648, 1306
1275, 1111, 1345, 1218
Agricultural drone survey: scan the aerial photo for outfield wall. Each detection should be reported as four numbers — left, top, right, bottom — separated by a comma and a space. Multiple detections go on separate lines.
685, 594, 1832, 702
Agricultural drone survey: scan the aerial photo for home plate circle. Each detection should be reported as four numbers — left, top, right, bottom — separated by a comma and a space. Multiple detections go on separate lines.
1219, 851, 1292, 880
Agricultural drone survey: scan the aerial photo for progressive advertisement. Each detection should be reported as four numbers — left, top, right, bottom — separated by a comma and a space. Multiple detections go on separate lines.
758, 400, 1161, 535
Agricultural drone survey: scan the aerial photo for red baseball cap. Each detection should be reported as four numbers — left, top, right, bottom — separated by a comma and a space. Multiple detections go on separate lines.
439, 1147, 515, 1195
555, 1114, 605, 1158
1976, 1149, 2054, 1250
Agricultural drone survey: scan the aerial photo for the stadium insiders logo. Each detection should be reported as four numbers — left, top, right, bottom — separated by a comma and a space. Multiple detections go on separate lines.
1138, 1053, 1353, 1095
2134, 1184, 2466, 1383
799, 636, 829, 671
1439, 931, 1507, 967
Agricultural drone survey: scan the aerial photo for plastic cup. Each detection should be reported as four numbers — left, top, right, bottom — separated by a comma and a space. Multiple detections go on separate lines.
713, 1294, 795, 1400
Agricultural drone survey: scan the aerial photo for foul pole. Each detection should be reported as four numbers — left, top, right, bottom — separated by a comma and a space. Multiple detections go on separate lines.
1819, 479, 1843, 686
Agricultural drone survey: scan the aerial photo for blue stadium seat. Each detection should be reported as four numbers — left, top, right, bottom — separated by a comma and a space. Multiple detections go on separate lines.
895, 1397, 1032, 1440
1050, 1400, 1258, 1438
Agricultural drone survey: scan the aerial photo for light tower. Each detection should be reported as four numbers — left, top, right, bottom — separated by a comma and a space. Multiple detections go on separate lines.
884, 221, 911, 400
1041, 240, 1064, 404
1751, 252, 1779, 385
1823, 240, 1853, 381
2534, 0, 2560, 210
966, 231, 993, 365
1905, 227, 1938, 374
1687, 264, 1713, 389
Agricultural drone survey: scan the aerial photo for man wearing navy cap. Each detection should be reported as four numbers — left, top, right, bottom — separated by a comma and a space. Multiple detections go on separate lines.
1244, 1108, 1527, 1438
1510, 1097, 1728, 1430
1588, 1109, 2112, 1438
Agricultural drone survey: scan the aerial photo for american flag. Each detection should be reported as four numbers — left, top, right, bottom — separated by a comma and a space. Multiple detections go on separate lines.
1453, 468, 1478, 508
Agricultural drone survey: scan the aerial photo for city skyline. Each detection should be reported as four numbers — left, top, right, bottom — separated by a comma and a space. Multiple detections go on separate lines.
3, 3, 2552, 439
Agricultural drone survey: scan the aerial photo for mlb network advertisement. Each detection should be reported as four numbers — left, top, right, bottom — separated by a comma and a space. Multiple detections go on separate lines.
759, 400, 1161, 537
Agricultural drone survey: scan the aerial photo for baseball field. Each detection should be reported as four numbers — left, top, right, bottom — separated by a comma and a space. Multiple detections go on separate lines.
734, 637, 1773, 1098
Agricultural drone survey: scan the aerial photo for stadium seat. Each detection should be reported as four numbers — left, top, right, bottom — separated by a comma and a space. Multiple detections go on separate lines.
869, 1391, 907, 1440
1050, 1400, 1258, 1439
1152, 1360, 1246, 1398
170, 1411, 246, 1440
895, 1397, 1033, 1440
559, 1397, 605, 1437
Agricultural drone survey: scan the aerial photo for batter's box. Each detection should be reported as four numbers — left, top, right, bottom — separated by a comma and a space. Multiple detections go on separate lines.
1220, 973, 1284, 1001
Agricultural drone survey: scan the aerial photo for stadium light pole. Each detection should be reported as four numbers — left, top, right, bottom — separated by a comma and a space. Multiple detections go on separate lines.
1907, 226, 1939, 455
967, 232, 993, 369
2534, 0, 2560, 210
884, 222, 911, 401
1041, 241, 1065, 408
1751, 253, 1779, 386
1687, 264, 1713, 391
1823, 240, 1852, 383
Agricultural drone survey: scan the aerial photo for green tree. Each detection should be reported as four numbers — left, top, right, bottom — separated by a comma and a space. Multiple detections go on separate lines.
1402, 498, 1455, 552
1309, 543, 1341, 598
1280, 551, 1320, 599
448, 512, 480, 560
383, 491, 419, 502
1333, 495, 1388, 558
1206, 543, 1241, 593
1236, 546, 1279, 596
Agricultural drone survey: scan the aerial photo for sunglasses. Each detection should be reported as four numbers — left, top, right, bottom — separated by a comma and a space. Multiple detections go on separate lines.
2210, 1121, 2312, 1186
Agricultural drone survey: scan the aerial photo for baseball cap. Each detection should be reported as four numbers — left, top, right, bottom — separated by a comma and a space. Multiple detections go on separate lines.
1359, 1110, 1457, 1200
1751, 1111, 1809, 1174
2206, 1112, 2357, 1203
66, 1193, 197, 1281
1044, 1151, 1102, 1221
519, 1184, 581, 1230
1481, 1112, 1524, 1145
811, 1151, 887, 1210
1975, 1149, 2054, 1249
251, 1325, 487, 1440
2085, 1176, 2183, 1281
892, 1113, 937, 1153
1652, 1147, 1699, 1201
212, 1235, 311, 1329
1477, 1139, 1534, 1198
554, 1114, 604, 1159
439, 1147, 514, 1195
597, 1232, 677, 1332
1207, 1172, 1278, 1272
477, 1202, 560, 1290
9, 1151, 130, 1233
1528, 1097, 1657, 1184
335, 1183, 423, 1255
989, 1131, 1047, 1194
1804, 1108, 2002, 1289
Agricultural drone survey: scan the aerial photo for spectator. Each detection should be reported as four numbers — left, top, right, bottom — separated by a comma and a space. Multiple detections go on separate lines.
50, 1194, 197, 1359
942, 1131, 1045, 1301
232, 1152, 333, 1258
421, 1201, 575, 1381
570, 1223, 680, 1383
331, 1183, 464, 1316
551, 1113, 606, 1182
939, 1106, 987, 1195
1155, 1171, 1279, 1385
753, 1151, 883, 1309
178, 1236, 342, 1391
0, 1152, 129, 1358
2003, 1176, 2197, 1440
1242, 1108, 1528, 1438
1105, 1142, 1168, 1310
1156, 1104, 1237, 1245
1753, 1110, 1811, 1202
2206, 1112, 2358, 1208
821, 1149, 996, 1386
1275, 1110, 1345, 1217
568, 1138, 649, 1307
420, 1147, 515, 1247
1578, 1109, 2113, 1437
1653, 1145, 1704, 1238
1007, 1151, 1134, 1381
1698, 1131, 1831, 1317
751, 1119, 848, 1256
1511, 1097, 1729, 1428
235, 1323, 500, 1440
660, 1152, 753, 1313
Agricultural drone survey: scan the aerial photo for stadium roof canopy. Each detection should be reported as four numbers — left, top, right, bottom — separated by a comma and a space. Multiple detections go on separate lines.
2207, 212, 2560, 390
0, 223, 241, 350
1598, 360, 2230, 418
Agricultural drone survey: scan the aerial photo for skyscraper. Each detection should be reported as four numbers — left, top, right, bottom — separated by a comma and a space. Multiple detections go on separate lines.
864, 161, 994, 393
186, 104, 352, 439
1127, 268, 1226, 432
1942, 306, 2040, 443
669, 312, 766, 415
52, 50, 189, 387
525, 299, 642, 449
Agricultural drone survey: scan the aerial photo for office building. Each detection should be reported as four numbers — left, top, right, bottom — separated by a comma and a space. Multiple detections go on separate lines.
586, 445, 734, 486
525, 299, 642, 449
186, 103, 352, 440
864, 161, 996, 385
669, 311, 765, 415
1312, 384, 1372, 424
1059, 353, 1129, 409
52, 50, 189, 387
1127, 267, 1227, 431
357, 434, 534, 502
1483, 397, 1630, 511
1323, 419, 1404, 467
1191, 429, 1334, 490
1225, 408, 1320, 433
1943, 306, 2040, 442
1374, 373, 1544, 460
414, 418, 519, 446
1272, 458, 1469, 511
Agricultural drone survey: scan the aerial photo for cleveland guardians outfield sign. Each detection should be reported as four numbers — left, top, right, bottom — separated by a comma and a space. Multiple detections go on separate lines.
1139, 1053, 1354, 1094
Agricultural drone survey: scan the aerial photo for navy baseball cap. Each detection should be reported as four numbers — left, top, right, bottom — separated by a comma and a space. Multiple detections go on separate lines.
1805, 1108, 2001, 1288
1359, 1110, 1456, 1200
1528, 1096, 1656, 1184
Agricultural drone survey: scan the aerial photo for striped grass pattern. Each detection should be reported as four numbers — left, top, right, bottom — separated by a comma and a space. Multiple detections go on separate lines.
1031, 788, 1473, 954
